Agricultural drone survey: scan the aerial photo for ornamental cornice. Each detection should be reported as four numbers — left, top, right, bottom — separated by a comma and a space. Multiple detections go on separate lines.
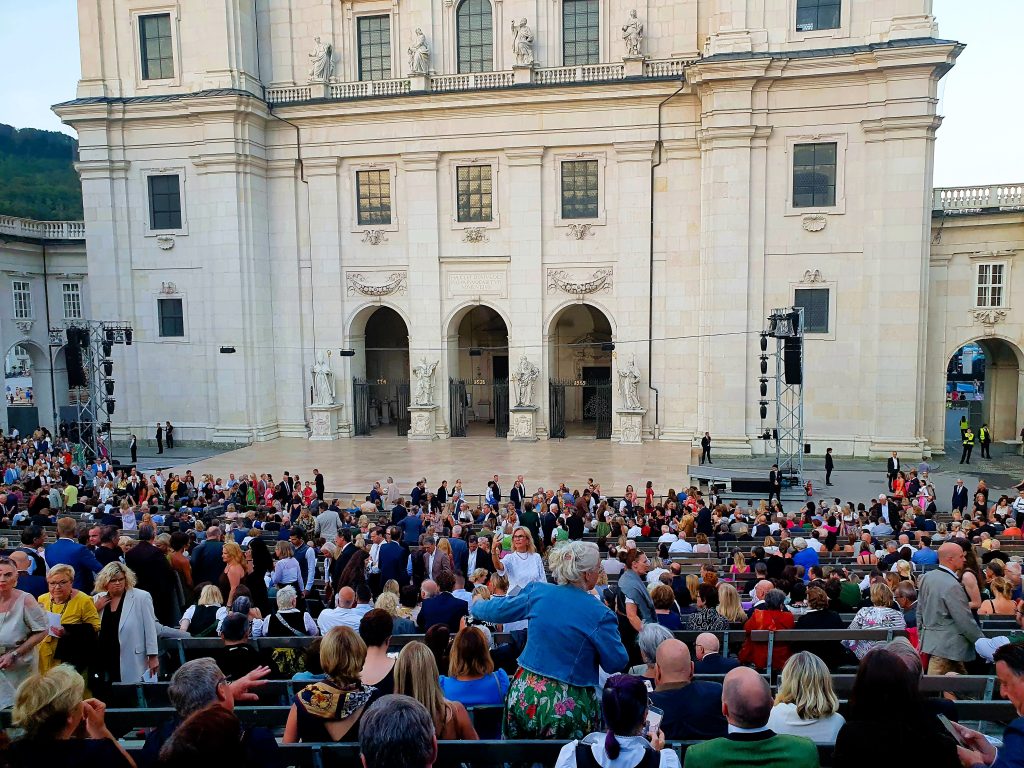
346, 271, 408, 297
302, 157, 343, 176
190, 153, 268, 175
613, 141, 657, 162
401, 152, 441, 171
74, 159, 131, 180
504, 147, 546, 166
546, 267, 613, 295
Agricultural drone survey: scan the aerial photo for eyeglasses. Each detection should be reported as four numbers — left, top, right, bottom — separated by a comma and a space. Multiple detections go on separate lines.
48, 580, 72, 587
107, 576, 126, 583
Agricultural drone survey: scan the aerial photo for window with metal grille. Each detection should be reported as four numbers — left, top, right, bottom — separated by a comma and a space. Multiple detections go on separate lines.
457, 0, 493, 74
148, 174, 182, 230
795, 288, 829, 333
12, 281, 31, 320
561, 160, 599, 219
792, 143, 837, 208
977, 264, 1005, 308
158, 298, 184, 337
456, 165, 493, 222
62, 283, 82, 320
563, 0, 599, 66
140, 13, 174, 80
357, 170, 392, 226
796, 0, 840, 31
358, 15, 392, 81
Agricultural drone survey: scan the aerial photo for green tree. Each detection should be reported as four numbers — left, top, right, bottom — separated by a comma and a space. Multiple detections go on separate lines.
0, 124, 83, 220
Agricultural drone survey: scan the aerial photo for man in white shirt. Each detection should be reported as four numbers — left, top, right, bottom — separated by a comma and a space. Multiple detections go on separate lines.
805, 531, 824, 552
627, 522, 643, 539
668, 537, 693, 554
657, 525, 677, 545
1011, 490, 1024, 523
603, 547, 624, 576
317, 586, 374, 633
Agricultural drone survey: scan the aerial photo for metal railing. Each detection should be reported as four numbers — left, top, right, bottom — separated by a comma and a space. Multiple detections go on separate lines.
933, 184, 1024, 214
0, 216, 85, 240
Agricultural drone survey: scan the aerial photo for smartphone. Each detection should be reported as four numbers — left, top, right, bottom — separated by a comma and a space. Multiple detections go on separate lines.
936, 713, 966, 747
643, 679, 654, 693
646, 704, 664, 736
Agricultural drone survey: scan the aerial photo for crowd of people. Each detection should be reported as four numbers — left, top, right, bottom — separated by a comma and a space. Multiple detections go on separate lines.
0, 426, 1022, 766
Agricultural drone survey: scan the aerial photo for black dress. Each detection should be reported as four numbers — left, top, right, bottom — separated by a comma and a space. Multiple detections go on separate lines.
98, 598, 123, 684
7, 738, 133, 768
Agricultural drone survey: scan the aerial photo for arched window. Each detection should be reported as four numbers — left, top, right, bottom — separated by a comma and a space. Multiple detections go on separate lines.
457, 0, 493, 74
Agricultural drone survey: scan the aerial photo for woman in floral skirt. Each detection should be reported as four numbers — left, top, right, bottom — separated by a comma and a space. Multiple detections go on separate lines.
470, 540, 627, 739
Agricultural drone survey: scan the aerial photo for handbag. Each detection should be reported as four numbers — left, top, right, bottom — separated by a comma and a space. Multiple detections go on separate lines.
54, 623, 98, 672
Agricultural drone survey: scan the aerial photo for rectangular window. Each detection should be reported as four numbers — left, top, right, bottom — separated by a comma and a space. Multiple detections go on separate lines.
796, 0, 841, 31
158, 297, 184, 337
795, 288, 830, 333
563, 0, 600, 66
358, 15, 392, 82
62, 283, 82, 320
140, 13, 174, 80
456, 165, 493, 223
457, 0, 493, 74
792, 142, 837, 208
148, 174, 182, 230
11, 281, 31, 320
561, 160, 599, 219
977, 264, 1005, 308
357, 170, 392, 226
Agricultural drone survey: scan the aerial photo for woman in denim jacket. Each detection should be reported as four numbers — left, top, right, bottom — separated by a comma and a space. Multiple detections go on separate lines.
470, 540, 628, 739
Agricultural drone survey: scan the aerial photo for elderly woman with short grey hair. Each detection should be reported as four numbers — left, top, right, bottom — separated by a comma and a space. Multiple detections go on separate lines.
259, 585, 318, 637
628, 623, 673, 683
470, 541, 628, 739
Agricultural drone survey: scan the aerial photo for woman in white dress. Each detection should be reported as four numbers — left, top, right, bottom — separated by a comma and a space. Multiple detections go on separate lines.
490, 526, 546, 632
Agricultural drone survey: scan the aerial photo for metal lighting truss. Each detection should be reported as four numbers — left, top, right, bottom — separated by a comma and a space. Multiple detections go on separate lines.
764, 307, 805, 489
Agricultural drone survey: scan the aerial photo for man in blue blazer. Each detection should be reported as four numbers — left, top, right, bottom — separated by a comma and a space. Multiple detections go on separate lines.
693, 633, 740, 675
378, 527, 410, 587
953, 643, 1024, 768
416, 572, 467, 632
46, 516, 102, 592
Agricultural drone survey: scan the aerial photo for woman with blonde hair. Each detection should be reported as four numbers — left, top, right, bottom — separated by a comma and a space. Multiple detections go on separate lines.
763, 535, 779, 555
843, 583, 906, 659
979, 576, 1017, 616
8, 664, 135, 766
178, 584, 226, 635
92, 562, 159, 692
37, 564, 100, 675
394, 640, 479, 739
767, 651, 845, 743
440, 626, 509, 738
374, 591, 416, 635
693, 533, 712, 554
491, 525, 545, 593
729, 550, 750, 576
716, 582, 747, 623
219, 541, 247, 603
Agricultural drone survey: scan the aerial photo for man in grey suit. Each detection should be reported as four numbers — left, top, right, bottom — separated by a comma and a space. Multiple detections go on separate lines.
918, 542, 983, 675
419, 535, 453, 581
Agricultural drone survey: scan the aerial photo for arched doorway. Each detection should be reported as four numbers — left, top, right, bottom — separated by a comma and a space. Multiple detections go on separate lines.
548, 304, 613, 439
945, 339, 1023, 454
351, 306, 411, 436
5, 342, 44, 434
447, 305, 509, 437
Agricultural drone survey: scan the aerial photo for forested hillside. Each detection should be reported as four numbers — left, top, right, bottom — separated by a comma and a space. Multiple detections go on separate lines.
0, 124, 83, 220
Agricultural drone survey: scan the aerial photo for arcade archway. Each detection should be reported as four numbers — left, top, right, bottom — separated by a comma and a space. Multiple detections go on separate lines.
547, 304, 613, 439
945, 338, 1023, 453
351, 306, 411, 436
446, 305, 509, 437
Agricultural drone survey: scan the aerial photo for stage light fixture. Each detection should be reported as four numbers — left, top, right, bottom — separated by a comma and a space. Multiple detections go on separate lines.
759, 355, 768, 375
759, 400, 768, 420
102, 341, 113, 357
105, 329, 115, 343
105, 397, 116, 415
124, 329, 133, 345
469, 348, 483, 357
759, 333, 768, 352
339, 349, 356, 357
600, 342, 616, 352
759, 378, 768, 397
102, 361, 113, 377
219, 346, 236, 354
104, 379, 115, 396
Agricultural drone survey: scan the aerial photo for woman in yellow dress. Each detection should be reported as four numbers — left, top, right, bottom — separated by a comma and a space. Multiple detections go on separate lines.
37, 564, 100, 675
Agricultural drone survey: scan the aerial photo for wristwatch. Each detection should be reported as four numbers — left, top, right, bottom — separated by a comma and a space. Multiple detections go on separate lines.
9, 650, 18, 660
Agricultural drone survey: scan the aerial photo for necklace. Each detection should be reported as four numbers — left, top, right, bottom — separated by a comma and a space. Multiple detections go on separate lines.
513, 551, 530, 560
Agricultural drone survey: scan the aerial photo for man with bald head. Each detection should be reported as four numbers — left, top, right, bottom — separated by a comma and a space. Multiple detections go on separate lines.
9, 550, 46, 597
650, 638, 727, 740
683, 667, 819, 768
316, 585, 373, 633
693, 632, 739, 675
918, 541, 983, 675
746, 580, 775, 617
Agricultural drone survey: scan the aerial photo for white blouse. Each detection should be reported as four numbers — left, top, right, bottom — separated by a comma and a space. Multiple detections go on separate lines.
497, 551, 546, 592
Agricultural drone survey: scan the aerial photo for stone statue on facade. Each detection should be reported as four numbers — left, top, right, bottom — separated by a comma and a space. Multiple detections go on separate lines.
412, 357, 439, 406
407, 28, 430, 74
511, 18, 535, 66
510, 354, 540, 407
311, 351, 335, 406
618, 354, 642, 410
622, 10, 644, 57
308, 37, 334, 82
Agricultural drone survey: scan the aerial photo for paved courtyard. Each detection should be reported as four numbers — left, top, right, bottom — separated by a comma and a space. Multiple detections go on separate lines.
132, 436, 1024, 508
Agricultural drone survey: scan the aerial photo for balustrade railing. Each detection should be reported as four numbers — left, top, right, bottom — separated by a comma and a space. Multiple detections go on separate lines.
0, 216, 86, 240
933, 184, 1024, 214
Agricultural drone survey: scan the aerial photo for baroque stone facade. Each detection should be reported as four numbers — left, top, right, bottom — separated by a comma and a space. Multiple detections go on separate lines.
54, 0, 1006, 456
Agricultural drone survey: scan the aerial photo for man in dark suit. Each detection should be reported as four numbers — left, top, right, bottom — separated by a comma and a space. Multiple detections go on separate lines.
416, 572, 467, 632
695, 502, 713, 537
313, 468, 325, 501
45, 517, 102, 592
390, 498, 408, 525
700, 432, 712, 465
419, 535, 453, 581
768, 465, 782, 504
191, 526, 226, 585
491, 474, 501, 504
694, 632, 740, 674
650, 639, 727, 740
331, 529, 357, 589
460, 534, 496, 579
378, 527, 410, 587
446, 528, 468, 576
125, 523, 175, 624
509, 475, 527, 512
130, 434, 138, 464
952, 479, 969, 513
825, 447, 834, 486
887, 451, 900, 492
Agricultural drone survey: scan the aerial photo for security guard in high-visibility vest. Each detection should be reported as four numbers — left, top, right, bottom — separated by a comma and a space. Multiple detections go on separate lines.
961, 428, 975, 465
960, 415, 970, 439
980, 423, 993, 459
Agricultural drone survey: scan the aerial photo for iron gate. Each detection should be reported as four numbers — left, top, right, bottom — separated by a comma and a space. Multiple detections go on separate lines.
353, 379, 411, 436
449, 378, 468, 437
549, 381, 566, 438
493, 378, 509, 438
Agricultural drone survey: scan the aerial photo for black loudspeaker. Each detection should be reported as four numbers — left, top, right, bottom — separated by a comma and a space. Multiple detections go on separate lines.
66, 340, 87, 388
784, 337, 802, 385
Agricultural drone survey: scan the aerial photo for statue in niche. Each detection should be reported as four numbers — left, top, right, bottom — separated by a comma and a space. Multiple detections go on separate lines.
618, 354, 642, 410
622, 10, 644, 57
308, 36, 334, 82
413, 357, 439, 406
510, 354, 540, 407
311, 351, 336, 406
511, 18, 535, 66
407, 28, 430, 73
